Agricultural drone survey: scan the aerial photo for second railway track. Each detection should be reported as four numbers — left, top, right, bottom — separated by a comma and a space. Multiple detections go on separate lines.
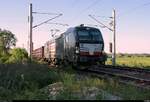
76, 65, 150, 90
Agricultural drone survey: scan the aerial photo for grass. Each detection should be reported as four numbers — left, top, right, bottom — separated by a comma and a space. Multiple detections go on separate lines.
0, 62, 60, 100
106, 55, 150, 69
54, 67, 150, 100
0, 55, 150, 100
101, 79, 150, 100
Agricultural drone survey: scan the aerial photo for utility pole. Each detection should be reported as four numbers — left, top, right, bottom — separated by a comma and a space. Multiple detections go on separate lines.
28, 3, 62, 61
29, 3, 33, 60
112, 9, 116, 66
89, 9, 116, 66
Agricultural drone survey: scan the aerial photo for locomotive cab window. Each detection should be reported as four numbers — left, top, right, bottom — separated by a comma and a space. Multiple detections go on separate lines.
90, 30, 103, 42
78, 30, 90, 41
77, 28, 103, 43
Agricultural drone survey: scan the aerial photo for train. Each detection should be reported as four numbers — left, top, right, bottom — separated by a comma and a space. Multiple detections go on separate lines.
32, 24, 107, 67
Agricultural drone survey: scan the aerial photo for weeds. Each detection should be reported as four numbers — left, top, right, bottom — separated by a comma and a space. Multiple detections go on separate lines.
0, 62, 60, 100
0, 58, 150, 100
106, 55, 150, 69
56, 69, 150, 100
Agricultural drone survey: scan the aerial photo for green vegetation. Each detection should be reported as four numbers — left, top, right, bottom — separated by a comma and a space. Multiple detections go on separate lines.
0, 28, 29, 64
0, 63, 149, 100
0, 48, 29, 64
0, 28, 149, 100
55, 68, 150, 100
7, 48, 28, 63
0, 63, 60, 100
106, 53, 150, 68
0, 29, 17, 54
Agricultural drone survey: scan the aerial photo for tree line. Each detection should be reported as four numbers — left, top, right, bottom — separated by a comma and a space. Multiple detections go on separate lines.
0, 28, 28, 64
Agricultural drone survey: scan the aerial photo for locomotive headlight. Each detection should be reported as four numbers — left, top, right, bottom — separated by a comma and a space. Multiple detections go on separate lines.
75, 47, 79, 54
95, 47, 100, 51
95, 44, 102, 51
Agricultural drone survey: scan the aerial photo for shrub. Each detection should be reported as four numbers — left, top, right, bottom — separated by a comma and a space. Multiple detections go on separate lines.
0, 63, 60, 100
0, 53, 10, 64
6, 48, 28, 64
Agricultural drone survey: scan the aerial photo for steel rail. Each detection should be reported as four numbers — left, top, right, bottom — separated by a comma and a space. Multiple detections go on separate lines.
76, 65, 150, 90
88, 68, 150, 82
97, 65, 150, 73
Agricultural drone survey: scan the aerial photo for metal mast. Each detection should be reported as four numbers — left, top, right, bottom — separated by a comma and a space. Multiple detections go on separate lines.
89, 9, 116, 66
112, 9, 116, 66
28, 3, 63, 61
29, 3, 33, 60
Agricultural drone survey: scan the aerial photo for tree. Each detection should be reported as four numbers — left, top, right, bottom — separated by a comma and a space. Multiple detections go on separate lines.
0, 53, 10, 63
7, 48, 28, 63
0, 29, 17, 54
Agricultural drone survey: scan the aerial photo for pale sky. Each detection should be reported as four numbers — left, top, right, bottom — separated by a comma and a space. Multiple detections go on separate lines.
0, 0, 150, 54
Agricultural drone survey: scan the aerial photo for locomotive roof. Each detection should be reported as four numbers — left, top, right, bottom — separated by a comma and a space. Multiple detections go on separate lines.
44, 25, 101, 45
75, 25, 99, 29
66, 25, 100, 32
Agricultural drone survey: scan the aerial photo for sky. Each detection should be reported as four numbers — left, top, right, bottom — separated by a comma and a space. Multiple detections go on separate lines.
0, 0, 150, 54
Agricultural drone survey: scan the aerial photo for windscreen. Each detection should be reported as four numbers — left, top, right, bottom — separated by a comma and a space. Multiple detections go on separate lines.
77, 28, 103, 42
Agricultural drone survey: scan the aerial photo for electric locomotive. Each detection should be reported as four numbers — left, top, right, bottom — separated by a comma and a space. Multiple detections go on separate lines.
55, 24, 107, 66
64, 25, 106, 65
33, 24, 107, 67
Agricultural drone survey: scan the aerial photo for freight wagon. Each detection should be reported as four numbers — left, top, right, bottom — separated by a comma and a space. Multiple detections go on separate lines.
32, 46, 44, 60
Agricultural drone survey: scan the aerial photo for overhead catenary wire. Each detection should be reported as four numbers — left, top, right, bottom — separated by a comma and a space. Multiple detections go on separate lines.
46, 22, 69, 26
90, 15, 112, 20
33, 14, 63, 28
70, 0, 82, 8
80, 0, 102, 13
71, 0, 103, 23
32, 12, 61, 15
118, 1, 150, 18
28, 3, 63, 59
85, 24, 105, 28
89, 15, 113, 31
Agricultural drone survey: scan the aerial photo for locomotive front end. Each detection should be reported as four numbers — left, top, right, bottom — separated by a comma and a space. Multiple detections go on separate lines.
75, 26, 107, 65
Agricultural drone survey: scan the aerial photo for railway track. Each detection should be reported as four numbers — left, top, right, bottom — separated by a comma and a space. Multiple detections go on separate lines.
77, 65, 150, 90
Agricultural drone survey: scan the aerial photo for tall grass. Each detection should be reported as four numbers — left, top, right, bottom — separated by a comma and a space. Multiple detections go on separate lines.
56, 67, 150, 100
0, 61, 150, 100
106, 55, 150, 68
0, 62, 60, 100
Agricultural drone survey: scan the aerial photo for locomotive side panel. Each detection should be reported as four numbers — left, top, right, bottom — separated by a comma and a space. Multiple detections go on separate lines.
44, 41, 50, 60
49, 42, 56, 60
56, 34, 64, 60
64, 29, 76, 62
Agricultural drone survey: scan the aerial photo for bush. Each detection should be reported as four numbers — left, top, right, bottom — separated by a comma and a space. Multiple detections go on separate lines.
0, 53, 10, 64
0, 63, 60, 100
0, 48, 29, 64
6, 48, 28, 64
